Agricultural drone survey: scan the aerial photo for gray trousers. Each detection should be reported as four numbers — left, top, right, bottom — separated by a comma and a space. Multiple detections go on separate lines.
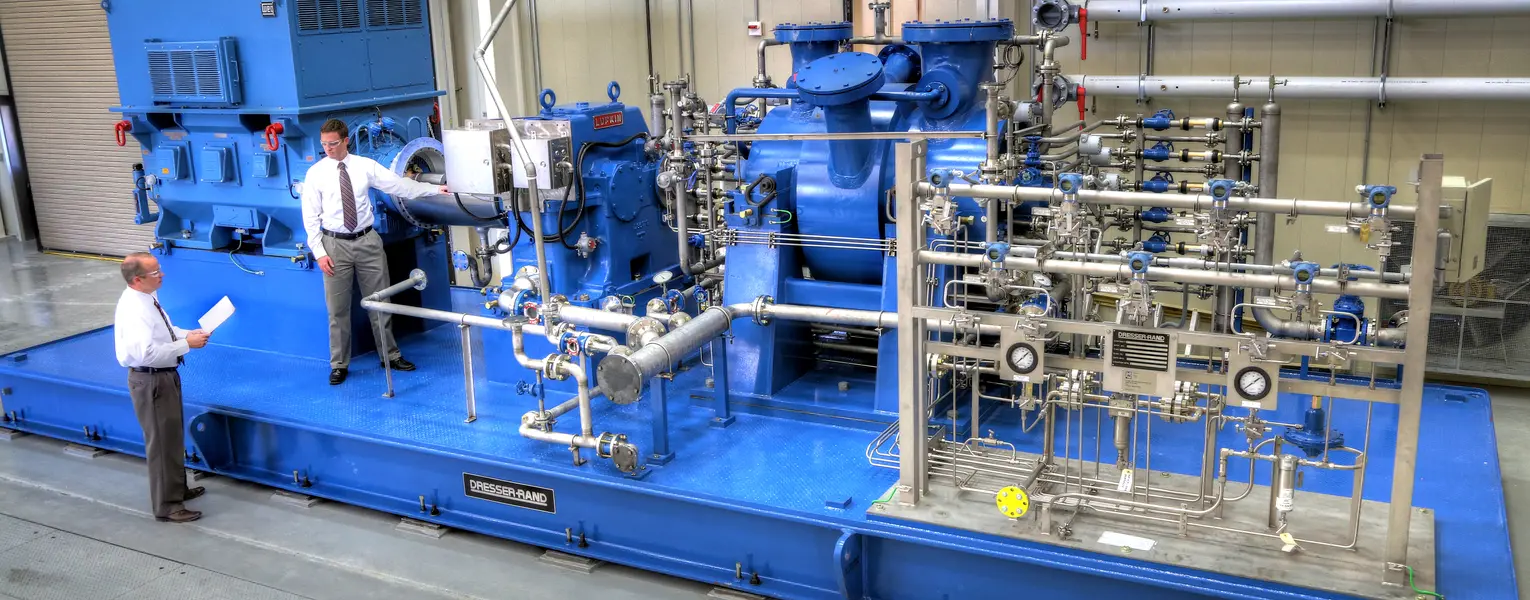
323, 230, 398, 369
128, 370, 188, 519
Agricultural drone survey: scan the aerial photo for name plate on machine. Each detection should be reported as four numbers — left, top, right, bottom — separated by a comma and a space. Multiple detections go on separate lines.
1103, 329, 1177, 399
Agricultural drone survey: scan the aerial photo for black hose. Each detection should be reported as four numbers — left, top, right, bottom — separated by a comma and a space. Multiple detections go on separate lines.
454, 192, 509, 223
510, 131, 650, 249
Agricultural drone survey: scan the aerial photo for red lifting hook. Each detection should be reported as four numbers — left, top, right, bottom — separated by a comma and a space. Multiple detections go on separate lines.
263, 123, 285, 151
114, 120, 131, 147
1078, 8, 1088, 61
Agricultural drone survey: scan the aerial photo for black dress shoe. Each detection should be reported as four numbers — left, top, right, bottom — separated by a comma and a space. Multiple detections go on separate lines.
184, 486, 205, 501
329, 368, 348, 385
155, 509, 202, 523
382, 357, 416, 372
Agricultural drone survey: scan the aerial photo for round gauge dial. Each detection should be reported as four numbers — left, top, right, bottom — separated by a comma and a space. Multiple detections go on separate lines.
1234, 366, 1272, 401
1005, 342, 1039, 375
1032, 272, 1053, 288
652, 271, 674, 285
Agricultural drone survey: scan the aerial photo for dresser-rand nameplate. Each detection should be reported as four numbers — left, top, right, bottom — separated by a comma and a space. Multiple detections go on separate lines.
1103, 329, 1177, 398
464, 473, 556, 513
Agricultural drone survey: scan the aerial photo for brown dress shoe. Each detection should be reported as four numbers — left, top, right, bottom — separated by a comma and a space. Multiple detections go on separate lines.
155, 509, 202, 523
184, 487, 205, 501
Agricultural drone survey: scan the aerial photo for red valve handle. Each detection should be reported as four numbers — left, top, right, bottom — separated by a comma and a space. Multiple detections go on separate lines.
1077, 85, 1087, 122
114, 120, 131, 147
263, 122, 285, 151
1078, 8, 1088, 61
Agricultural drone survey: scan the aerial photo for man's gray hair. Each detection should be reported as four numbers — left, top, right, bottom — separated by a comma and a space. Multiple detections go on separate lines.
121, 252, 154, 284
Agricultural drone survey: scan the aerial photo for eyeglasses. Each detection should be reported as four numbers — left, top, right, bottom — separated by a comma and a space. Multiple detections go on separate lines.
320, 140, 347, 148
144, 270, 163, 278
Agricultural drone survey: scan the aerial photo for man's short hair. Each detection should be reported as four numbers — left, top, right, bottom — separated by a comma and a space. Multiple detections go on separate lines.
320, 118, 349, 138
121, 252, 154, 284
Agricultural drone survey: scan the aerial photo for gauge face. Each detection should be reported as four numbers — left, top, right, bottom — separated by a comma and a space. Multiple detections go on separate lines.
1235, 366, 1272, 401
652, 271, 674, 285
1032, 272, 1053, 288
1005, 342, 1039, 375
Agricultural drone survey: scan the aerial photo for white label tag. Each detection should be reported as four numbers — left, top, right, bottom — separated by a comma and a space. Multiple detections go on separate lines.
1116, 468, 1134, 493
1279, 531, 1301, 553
1098, 283, 1125, 295
1325, 224, 1350, 234
1099, 530, 1157, 552
1011, 374, 1031, 382
1174, 217, 1196, 226
1240, 400, 1264, 409
1031, 207, 1054, 217
1253, 296, 1278, 307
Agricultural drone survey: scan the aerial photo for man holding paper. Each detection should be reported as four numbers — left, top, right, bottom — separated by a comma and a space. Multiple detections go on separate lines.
301, 118, 447, 385
114, 252, 209, 524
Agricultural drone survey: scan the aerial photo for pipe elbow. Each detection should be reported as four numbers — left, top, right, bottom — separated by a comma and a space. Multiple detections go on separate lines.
1250, 306, 1321, 340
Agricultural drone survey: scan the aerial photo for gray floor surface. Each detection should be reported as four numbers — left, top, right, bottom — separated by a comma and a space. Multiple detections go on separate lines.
0, 244, 1523, 598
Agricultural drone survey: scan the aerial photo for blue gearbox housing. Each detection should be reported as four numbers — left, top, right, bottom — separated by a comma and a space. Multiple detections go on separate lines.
720, 18, 1023, 423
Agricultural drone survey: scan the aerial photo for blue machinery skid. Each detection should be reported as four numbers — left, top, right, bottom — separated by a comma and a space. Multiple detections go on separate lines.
0, 1, 1517, 598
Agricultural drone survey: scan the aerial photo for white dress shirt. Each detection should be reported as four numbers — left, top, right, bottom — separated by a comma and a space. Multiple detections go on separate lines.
114, 288, 190, 369
299, 154, 440, 259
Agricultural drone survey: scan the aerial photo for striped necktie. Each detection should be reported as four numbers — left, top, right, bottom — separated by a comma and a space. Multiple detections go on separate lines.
152, 298, 185, 365
339, 161, 357, 231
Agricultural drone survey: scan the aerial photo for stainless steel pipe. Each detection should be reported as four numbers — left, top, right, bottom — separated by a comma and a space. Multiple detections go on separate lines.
926, 182, 1422, 220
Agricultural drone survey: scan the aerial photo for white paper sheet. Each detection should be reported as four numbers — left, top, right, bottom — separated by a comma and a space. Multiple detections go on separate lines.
198, 296, 235, 332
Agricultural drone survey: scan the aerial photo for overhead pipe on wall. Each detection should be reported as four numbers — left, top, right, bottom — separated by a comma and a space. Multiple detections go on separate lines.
1072, 75, 1530, 102
1086, 0, 1530, 22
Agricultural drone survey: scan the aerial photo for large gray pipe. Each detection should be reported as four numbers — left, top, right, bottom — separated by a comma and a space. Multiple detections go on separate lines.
600, 304, 746, 404
1073, 75, 1530, 102
1086, 0, 1530, 21
1246, 102, 1322, 339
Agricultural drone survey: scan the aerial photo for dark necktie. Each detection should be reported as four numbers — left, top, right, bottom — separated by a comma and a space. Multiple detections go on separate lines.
338, 161, 358, 231
152, 298, 185, 365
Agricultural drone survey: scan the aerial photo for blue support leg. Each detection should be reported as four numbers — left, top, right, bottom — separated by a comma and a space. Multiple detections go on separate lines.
711, 338, 736, 428
649, 374, 675, 465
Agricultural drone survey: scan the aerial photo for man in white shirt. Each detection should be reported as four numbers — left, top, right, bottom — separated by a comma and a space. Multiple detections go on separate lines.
301, 118, 448, 385
114, 252, 210, 523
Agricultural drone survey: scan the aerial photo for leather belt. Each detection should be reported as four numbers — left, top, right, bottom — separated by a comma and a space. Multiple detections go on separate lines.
129, 366, 178, 373
321, 226, 372, 240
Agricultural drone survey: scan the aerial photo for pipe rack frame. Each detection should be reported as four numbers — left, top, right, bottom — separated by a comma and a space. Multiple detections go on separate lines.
890, 139, 1447, 590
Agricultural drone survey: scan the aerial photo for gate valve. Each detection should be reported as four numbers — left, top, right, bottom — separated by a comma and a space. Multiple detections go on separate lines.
114, 120, 132, 147
263, 123, 285, 151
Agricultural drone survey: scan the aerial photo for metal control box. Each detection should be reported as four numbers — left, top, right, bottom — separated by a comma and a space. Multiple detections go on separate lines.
1439, 176, 1492, 283
444, 121, 512, 196
510, 118, 573, 191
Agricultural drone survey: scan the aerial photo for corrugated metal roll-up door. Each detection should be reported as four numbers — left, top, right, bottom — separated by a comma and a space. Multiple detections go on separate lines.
0, 0, 152, 255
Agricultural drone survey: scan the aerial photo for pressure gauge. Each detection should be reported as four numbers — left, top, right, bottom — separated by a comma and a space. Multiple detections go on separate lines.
652, 271, 674, 286
1005, 342, 1040, 375
1234, 366, 1272, 401
1032, 272, 1053, 288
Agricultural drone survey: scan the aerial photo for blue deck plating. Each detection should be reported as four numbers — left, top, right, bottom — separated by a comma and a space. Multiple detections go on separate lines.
0, 288, 1514, 599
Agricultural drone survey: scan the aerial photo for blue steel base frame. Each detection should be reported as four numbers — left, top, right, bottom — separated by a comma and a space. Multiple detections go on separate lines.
0, 289, 1514, 599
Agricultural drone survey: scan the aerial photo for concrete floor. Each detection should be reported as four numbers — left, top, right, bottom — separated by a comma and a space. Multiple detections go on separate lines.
0, 244, 1523, 598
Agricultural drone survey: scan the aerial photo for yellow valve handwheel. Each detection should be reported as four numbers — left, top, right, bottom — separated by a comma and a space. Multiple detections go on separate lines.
996, 486, 1030, 519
